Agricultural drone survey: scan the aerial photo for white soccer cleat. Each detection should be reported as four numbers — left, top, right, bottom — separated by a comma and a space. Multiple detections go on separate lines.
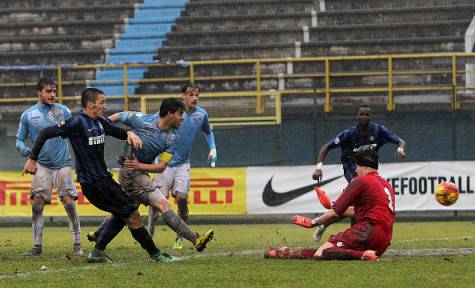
312, 225, 326, 242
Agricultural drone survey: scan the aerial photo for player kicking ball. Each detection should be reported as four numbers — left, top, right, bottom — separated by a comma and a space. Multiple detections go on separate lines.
265, 147, 395, 261
86, 98, 213, 254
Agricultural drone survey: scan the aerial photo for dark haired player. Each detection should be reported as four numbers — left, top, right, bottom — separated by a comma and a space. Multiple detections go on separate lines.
266, 147, 396, 261
17, 77, 82, 256
149, 83, 217, 249
22, 88, 174, 263
87, 97, 214, 253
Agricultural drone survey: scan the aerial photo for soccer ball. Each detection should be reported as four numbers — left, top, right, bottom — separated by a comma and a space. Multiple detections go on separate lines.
435, 182, 459, 206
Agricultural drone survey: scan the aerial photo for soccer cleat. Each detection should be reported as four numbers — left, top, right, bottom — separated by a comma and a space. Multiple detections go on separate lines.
264, 246, 289, 259
86, 231, 98, 243
173, 238, 183, 250
194, 230, 214, 252
21, 246, 42, 257
72, 244, 84, 256
150, 252, 178, 263
86, 248, 112, 263
361, 250, 378, 262
312, 224, 326, 242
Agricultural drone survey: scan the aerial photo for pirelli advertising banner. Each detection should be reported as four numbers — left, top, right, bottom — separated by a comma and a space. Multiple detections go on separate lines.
247, 161, 475, 214
0, 168, 247, 216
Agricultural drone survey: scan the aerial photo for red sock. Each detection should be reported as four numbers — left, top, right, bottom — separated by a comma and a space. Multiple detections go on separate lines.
321, 247, 364, 260
266, 248, 317, 259
289, 249, 318, 259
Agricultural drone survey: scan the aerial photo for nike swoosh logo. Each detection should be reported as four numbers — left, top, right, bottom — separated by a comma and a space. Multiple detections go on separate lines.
262, 175, 343, 207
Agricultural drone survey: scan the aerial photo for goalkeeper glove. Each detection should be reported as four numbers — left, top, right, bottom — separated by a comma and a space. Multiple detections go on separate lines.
315, 187, 332, 209
292, 215, 316, 228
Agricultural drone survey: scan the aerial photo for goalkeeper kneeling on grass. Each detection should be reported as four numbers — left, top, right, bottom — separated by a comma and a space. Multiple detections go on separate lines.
265, 147, 395, 261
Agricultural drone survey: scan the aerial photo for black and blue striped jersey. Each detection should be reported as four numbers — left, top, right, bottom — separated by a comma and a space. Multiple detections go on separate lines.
30, 112, 129, 183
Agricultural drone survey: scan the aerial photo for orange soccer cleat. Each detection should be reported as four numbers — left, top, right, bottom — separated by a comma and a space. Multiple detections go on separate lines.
361, 250, 378, 262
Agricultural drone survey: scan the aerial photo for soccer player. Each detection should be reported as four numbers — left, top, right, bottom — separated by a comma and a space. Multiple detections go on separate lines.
311, 105, 404, 240
22, 88, 174, 263
148, 83, 217, 250
266, 147, 395, 261
16, 78, 82, 256
313, 104, 406, 183
87, 98, 213, 253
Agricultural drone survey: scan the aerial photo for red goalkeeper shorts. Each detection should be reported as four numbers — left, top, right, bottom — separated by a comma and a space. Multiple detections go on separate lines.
327, 221, 392, 256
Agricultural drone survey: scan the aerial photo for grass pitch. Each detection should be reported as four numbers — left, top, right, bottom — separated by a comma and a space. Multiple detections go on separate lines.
1, 221, 475, 288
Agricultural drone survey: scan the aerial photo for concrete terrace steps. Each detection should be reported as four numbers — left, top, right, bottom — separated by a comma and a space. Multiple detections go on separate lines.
0, 0, 142, 9
315, 5, 475, 25
0, 49, 105, 66
183, 0, 316, 17
0, 4, 137, 14
0, 5, 136, 24
309, 20, 470, 42
157, 36, 465, 62
174, 12, 313, 32
0, 34, 116, 53
165, 27, 303, 46
301, 36, 465, 56
0, 19, 125, 37
323, 0, 473, 10
165, 19, 469, 46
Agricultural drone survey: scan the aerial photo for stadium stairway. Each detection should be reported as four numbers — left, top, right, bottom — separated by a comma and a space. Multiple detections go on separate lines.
93, 0, 188, 97
0, 0, 143, 118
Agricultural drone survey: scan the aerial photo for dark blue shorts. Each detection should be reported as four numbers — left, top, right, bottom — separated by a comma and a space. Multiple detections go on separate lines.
81, 177, 139, 218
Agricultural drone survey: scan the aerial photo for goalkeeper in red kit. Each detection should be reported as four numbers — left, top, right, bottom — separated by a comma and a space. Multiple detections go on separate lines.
265, 147, 395, 261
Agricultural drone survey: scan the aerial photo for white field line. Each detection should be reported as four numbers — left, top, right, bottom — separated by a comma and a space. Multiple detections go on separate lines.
2, 241, 475, 281
393, 236, 474, 243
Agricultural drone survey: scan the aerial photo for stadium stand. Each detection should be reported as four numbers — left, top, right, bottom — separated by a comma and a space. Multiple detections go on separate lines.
136, 0, 475, 102
0, 0, 143, 106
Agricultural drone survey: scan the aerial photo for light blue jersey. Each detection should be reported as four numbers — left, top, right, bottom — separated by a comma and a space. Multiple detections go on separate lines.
16, 103, 72, 169
118, 111, 180, 164
169, 107, 215, 167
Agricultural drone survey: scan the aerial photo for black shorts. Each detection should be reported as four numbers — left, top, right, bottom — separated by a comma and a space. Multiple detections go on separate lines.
81, 177, 139, 218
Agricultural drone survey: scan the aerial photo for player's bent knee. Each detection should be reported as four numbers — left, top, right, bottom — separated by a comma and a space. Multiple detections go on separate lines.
315, 242, 334, 257
31, 197, 45, 206
154, 198, 172, 214
60, 195, 75, 205
127, 210, 143, 228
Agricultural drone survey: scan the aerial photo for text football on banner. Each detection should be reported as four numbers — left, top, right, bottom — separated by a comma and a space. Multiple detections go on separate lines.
246, 161, 475, 214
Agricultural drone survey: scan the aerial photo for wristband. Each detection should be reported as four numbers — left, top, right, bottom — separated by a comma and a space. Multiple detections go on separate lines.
311, 218, 319, 226
316, 162, 323, 170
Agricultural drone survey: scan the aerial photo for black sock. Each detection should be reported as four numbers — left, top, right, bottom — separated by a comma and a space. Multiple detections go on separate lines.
130, 226, 160, 256
95, 215, 125, 251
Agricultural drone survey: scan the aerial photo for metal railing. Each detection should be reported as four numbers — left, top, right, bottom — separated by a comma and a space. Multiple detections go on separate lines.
1, 52, 475, 117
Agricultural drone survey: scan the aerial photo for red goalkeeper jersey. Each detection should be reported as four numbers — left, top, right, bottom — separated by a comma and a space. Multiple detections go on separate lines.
332, 171, 396, 234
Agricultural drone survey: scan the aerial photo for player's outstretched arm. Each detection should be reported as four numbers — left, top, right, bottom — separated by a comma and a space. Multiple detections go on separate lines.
315, 187, 332, 209
25, 124, 70, 175
292, 215, 317, 228
108, 112, 121, 123
313, 144, 329, 181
